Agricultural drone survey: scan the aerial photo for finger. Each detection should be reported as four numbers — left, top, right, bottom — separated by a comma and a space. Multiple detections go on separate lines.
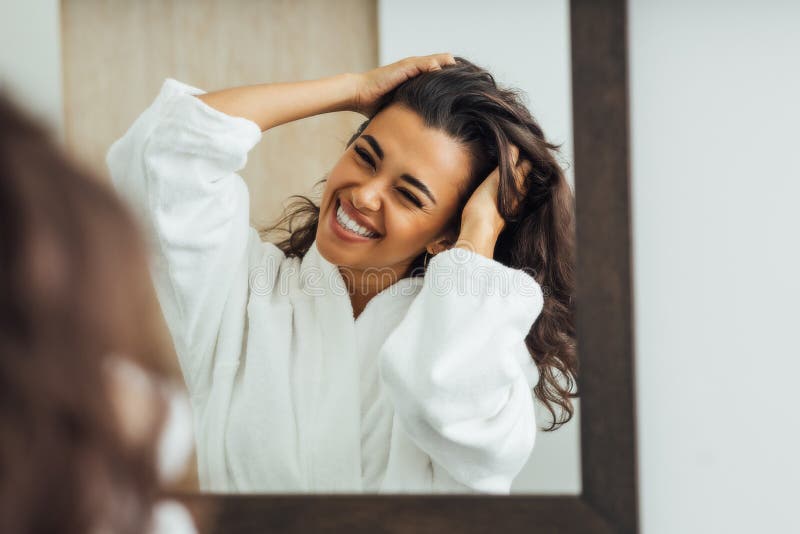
436, 52, 457, 65
508, 144, 520, 167
517, 157, 532, 176
419, 53, 456, 71
508, 144, 531, 174
507, 145, 531, 196
401, 57, 433, 75
508, 145, 528, 182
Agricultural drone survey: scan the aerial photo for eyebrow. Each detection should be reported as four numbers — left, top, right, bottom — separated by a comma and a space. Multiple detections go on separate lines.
360, 134, 438, 205
362, 134, 384, 160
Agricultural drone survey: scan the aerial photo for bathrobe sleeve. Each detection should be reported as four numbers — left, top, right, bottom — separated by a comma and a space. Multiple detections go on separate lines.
105, 78, 280, 399
378, 246, 544, 493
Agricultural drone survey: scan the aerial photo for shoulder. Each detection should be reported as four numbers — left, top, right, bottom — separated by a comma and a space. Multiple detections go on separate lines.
246, 230, 289, 266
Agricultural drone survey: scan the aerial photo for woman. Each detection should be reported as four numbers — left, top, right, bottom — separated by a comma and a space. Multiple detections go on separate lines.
0, 94, 195, 533
107, 54, 577, 494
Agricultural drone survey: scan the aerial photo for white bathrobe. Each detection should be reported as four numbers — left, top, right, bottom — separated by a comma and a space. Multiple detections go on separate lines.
106, 78, 545, 494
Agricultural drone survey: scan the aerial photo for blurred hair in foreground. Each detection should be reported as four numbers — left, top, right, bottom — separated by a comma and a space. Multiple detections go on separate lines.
0, 92, 180, 534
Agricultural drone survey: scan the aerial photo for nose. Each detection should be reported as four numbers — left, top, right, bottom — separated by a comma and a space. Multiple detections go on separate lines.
350, 180, 383, 212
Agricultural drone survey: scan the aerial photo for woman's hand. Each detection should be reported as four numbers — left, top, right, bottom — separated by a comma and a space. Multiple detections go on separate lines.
463, 145, 531, 231
455, 145, 531, 257
351, 53, 457, 116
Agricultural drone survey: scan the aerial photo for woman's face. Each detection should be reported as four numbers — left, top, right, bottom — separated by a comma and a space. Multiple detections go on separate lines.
316, 104, 473, 277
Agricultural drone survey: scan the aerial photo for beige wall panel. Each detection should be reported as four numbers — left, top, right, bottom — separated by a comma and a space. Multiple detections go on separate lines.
62, 0, 378, 226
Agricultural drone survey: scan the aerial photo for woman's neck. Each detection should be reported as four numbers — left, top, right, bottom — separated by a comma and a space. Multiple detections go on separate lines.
338, 262, 410, 320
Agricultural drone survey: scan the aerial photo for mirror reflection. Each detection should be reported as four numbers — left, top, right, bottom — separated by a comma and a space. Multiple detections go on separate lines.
25, 0, 580, 496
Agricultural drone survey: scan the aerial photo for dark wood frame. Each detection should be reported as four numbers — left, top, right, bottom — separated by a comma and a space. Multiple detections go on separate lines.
176, 0, 638, 531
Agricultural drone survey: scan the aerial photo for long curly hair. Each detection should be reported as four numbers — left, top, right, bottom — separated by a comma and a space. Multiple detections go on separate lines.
260, 57, 578, 431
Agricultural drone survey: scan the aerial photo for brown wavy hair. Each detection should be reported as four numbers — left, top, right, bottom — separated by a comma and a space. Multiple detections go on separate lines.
260, 57, 578, 431
0, 93, 177, 533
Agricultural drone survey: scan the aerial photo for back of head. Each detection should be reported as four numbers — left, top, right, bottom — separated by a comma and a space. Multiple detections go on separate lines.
0, 93, 175, 533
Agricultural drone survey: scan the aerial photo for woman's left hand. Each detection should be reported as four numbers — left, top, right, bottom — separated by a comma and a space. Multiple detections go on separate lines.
461, 145, 531, 235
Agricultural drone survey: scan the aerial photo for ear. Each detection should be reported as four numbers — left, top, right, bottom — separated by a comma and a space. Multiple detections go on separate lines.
425, 228, 459, 255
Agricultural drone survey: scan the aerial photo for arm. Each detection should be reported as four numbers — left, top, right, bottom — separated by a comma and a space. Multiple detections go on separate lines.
106, 78, 278, 400
194, 52, 457, 129
195, 73, 358, 132
379, 143, 541, 493
107, 54, 456, 399
378, 243, 543, 494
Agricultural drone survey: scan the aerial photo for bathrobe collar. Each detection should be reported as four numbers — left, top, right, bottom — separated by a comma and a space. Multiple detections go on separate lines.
300, 240, 426, 323
291, 240, 424, 490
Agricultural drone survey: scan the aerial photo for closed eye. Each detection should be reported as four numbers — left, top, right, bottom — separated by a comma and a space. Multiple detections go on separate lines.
395, 187, 423, 208
354, 146, 375, 169
355, 144, 424, 209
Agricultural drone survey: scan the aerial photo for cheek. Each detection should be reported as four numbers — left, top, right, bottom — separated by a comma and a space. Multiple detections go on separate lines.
323, 155, 369, 195
324, 160, 347, 190
321, 160, 351, 205
383, 210, 442, 247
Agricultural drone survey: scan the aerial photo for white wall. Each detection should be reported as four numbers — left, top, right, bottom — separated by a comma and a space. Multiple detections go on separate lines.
0, 0, 63, 138
629, 1, 800, 532
379, 0, 575, 189
379, 0, 580, 495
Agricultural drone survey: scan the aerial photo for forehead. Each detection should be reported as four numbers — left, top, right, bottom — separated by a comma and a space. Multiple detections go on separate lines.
362, 105, 472, 201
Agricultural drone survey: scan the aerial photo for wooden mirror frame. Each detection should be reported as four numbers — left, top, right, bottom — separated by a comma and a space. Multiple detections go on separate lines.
175, 0, 638, 531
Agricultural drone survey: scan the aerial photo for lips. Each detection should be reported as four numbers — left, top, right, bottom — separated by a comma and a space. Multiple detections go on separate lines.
337, 197, 383, 237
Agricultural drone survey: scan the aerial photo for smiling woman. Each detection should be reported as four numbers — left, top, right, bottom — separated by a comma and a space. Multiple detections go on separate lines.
106, 54, 577, 495
316, 103, 474, 298
265, 59, 576, 396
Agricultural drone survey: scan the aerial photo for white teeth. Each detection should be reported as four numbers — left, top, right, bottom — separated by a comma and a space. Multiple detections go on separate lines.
336, 203, 378, 238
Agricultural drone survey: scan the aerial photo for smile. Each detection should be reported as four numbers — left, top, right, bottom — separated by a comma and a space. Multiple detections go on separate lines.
333, 199, 381, 239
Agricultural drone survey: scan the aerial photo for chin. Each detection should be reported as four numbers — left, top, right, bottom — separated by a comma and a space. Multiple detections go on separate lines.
316, 231, 367, 269
314, 224, 355, 266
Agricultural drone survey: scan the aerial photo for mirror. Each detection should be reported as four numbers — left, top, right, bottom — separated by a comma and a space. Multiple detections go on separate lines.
59, 0, 580, 496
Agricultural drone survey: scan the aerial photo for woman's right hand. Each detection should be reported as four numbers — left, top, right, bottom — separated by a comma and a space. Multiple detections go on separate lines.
351, 53, 457, 116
